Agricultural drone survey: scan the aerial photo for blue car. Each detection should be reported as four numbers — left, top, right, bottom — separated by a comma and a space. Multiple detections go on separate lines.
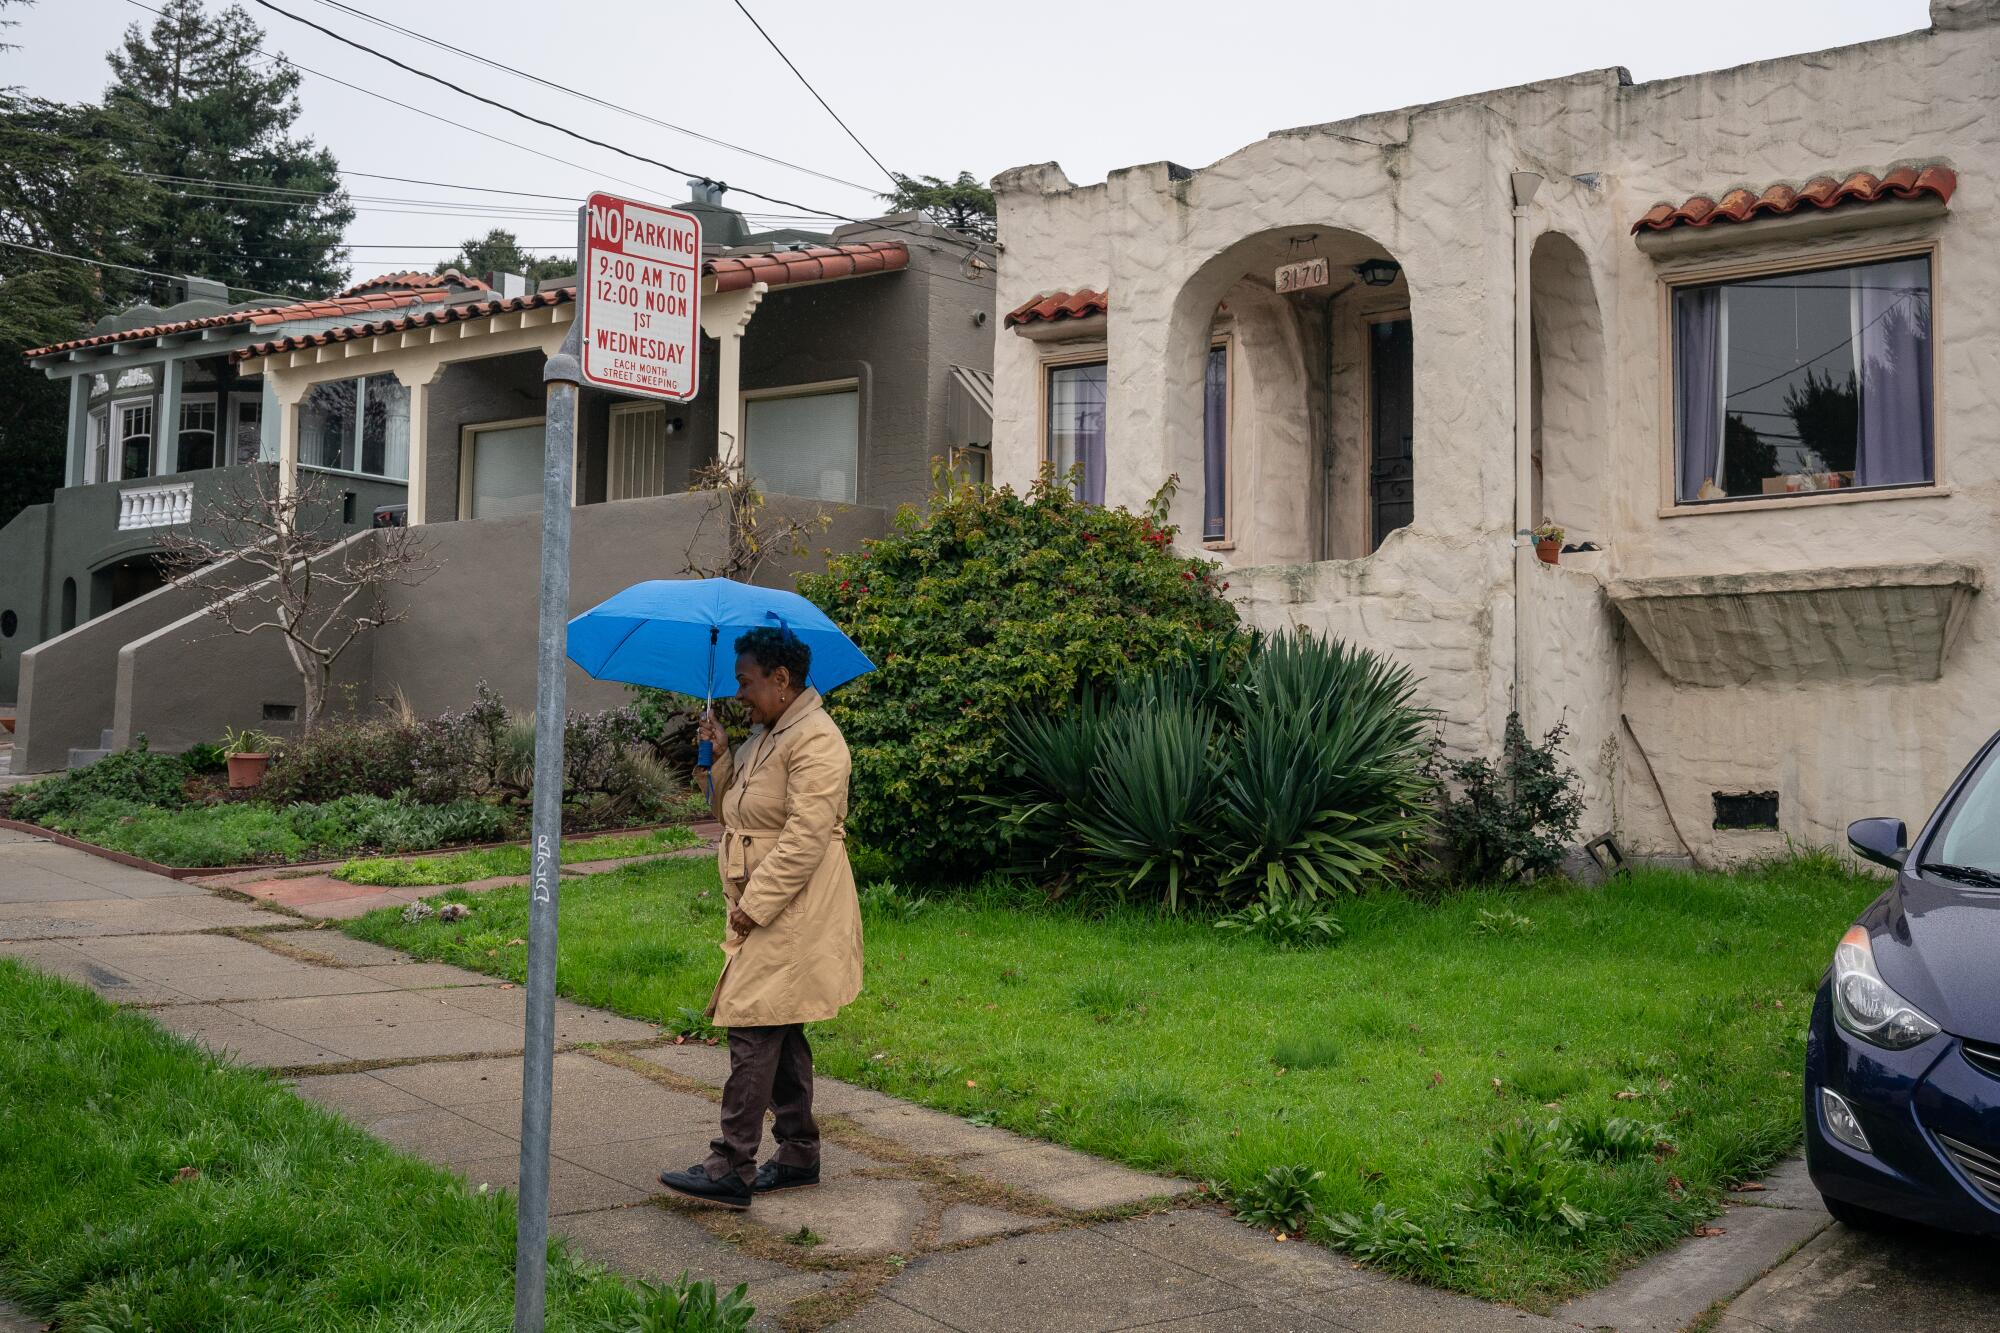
1807, 730, 2000, 1233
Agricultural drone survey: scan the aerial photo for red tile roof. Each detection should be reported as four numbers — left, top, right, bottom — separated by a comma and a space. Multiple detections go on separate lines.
1632, 164, 1957, 234
25, 285, 460, 359
237, 288, 574, 360
235, 241, 914, 360
335, 268, 487, 297
706, 240, 908, 292
1004, 289, 1108, 328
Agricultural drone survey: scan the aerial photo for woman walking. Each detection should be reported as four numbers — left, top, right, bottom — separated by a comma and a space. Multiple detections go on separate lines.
659, 626, 863, 1209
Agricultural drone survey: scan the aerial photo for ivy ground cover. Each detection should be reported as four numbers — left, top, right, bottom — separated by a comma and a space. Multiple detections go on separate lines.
348, 854, 1880, 1308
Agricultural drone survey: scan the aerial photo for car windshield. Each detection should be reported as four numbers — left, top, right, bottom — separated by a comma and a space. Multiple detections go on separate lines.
1927, 742, 2000, 878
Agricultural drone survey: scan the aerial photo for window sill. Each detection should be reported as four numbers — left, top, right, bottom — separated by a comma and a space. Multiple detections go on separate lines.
300, 464, 409, 487
1656, 484, 1948, 519
1202, 539, 1235, 552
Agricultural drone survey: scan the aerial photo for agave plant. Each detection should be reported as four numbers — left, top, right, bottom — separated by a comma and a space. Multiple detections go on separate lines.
1069, 695, 1216, 912
989, 691, 1115, 878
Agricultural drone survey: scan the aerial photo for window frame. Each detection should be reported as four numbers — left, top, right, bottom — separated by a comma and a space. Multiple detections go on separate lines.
740, 377, 863, 505
1201, 333, 1235, 549
85, 405, 109, 484
1655, 239, 1947, 518
606, 400, 672, 501
111, 395, 154, 482
296, 373, 413, 482
174, 391, 220, 473
457, 414, 549, 521
1037, 348, 1108, 500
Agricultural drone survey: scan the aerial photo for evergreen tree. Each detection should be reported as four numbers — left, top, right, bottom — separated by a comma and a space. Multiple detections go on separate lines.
0, 0, 156, 525
880, 171, 996, 241
105, 0, 352, 297
436, 228, 572, 286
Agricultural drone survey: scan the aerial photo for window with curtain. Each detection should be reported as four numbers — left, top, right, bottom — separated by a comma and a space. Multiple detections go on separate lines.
1672, 254, 1932, 504
1046, 361, 1106, 503
464, 422, 546, 519
1203, 343, 1228, 540
744, 387, 859, 502
175, 396, 218, 471
297, 374, 410, 480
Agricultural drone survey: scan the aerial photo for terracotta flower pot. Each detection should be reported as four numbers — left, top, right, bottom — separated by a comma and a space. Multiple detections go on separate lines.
226, 752, 271, 790
1535, 538, 1560, 566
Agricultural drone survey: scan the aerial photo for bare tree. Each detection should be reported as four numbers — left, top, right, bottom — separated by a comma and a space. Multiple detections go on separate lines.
679, 460, 831, 583
159, 467, 437, 732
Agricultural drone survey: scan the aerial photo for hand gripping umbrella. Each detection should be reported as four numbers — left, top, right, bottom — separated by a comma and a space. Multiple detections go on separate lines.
566, 578, 874, 768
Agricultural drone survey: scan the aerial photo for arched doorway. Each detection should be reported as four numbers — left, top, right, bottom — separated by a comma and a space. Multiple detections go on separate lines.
1165, 226, 1411, 566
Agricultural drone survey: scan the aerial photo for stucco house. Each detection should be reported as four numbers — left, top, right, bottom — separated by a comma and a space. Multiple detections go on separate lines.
7, 185, 996, 773
990, 0, 1996, 868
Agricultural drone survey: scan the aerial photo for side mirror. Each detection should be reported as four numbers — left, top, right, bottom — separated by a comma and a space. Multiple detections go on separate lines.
1848, 817, 1910, 871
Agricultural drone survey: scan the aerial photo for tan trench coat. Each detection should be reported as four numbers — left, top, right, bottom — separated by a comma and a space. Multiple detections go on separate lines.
703, 688, 863, 1027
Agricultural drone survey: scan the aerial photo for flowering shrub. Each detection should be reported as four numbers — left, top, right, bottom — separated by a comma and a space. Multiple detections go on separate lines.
799, 470, 1242, 878
262, 717, 422, 804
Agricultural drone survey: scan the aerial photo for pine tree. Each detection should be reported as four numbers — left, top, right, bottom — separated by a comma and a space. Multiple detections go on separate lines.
105, 0, 352, 298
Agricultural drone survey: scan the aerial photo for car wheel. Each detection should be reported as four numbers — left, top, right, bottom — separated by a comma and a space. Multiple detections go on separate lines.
1821, 1194, 1895, 1231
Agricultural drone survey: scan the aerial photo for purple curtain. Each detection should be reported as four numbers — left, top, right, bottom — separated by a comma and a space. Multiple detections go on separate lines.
1049, 363, 1107, 505
1673, 287, 1722, 503
1856, 267, 1933, 489
1202, 345, 1227, 539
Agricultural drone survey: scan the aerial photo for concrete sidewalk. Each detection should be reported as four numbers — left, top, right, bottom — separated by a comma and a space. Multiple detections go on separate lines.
0, 824, 1807, 1332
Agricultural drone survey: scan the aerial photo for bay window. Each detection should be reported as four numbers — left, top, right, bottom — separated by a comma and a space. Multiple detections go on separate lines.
114, 399, 153, 481
1672, 253, 1933, 504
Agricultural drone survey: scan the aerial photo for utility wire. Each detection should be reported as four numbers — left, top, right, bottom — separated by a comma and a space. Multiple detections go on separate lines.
301, 0, 879, 196
244, 0, 858, 223
118, 0, 662, 199
0, 237, 306, 302
728, 0, 900, 190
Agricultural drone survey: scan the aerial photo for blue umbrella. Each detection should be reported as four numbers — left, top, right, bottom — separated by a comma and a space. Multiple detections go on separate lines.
566, 577, 874, 709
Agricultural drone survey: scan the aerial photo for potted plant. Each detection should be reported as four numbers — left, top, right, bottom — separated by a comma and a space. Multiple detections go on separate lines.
221, 726, 278, 790
1532, 519, 1564, 566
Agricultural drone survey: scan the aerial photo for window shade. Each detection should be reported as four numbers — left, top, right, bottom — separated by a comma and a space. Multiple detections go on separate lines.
467, 424, 545, 518
745, 389, 859, 502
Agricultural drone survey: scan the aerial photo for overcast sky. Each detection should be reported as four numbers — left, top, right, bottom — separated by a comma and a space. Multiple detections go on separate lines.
9, 0, 1932, 281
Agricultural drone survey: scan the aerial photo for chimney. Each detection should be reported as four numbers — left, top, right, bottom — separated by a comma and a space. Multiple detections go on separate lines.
483, 271, 529, 299
177, 275, 230, 304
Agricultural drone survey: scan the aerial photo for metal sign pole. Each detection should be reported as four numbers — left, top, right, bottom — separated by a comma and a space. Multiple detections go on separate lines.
514, 223, 584, 1333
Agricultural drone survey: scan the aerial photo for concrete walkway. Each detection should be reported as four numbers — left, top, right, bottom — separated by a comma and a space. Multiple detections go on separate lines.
0, 826, 1870, 1332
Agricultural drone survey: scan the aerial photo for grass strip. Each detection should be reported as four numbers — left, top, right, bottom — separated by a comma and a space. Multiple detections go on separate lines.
333, 825, 703, 887
347, 852, 1878, 1308
0, 959, 696, 1331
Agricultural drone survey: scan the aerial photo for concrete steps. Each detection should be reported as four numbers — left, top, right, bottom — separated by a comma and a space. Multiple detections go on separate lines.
66, 729, 115, 771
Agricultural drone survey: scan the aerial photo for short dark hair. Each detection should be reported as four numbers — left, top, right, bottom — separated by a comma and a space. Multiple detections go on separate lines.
735, 626, 811, 686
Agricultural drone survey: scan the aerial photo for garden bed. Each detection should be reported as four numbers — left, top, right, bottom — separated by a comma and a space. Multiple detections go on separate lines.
0, 959, 714, 1330
348, 851, 1879, 1309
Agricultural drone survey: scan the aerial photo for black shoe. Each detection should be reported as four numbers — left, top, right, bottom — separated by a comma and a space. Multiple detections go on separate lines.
658, 1162, 753, 1210
753, 1160, 821, 1194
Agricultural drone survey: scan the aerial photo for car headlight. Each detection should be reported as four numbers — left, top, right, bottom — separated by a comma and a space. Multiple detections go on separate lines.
1832, 925, 1940, 1050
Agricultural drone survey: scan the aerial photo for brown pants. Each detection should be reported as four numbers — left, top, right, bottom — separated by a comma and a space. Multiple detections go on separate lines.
703, 1023, 819, 1186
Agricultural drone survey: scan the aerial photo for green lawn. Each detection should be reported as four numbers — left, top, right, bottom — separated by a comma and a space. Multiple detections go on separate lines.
0, 960, 731, 1331
347, 854, 1879, 1308
332, 825, 703, 887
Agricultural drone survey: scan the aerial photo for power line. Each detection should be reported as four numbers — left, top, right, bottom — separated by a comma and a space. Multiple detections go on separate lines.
0, 237, 305, 302
301, 0, 879, 197
118, 0, 664, 199
244, 0, 858, 223
728, 0, 899, 190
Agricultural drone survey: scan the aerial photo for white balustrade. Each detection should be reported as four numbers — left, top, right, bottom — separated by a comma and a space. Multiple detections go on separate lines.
116, 481, 195, 531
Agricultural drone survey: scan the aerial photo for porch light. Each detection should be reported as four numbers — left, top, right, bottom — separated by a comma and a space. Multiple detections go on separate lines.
1354, 258, 1401, 287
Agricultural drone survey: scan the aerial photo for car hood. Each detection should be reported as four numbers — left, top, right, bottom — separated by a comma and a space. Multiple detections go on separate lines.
1876, 873, 2000, 1043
